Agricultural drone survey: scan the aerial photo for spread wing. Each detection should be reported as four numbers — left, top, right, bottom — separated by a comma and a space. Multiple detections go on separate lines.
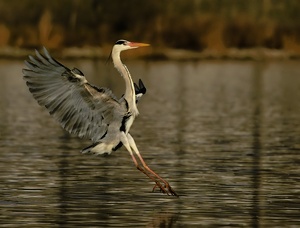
23, 47, 124, 142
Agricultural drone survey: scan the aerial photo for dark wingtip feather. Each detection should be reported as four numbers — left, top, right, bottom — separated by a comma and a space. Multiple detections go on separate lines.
134, 79, 146, 95
134, 82, 139, 92
138, 79, 146, 94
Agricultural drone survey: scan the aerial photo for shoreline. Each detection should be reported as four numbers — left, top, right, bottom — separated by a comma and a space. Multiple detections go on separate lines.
0, 46, 300, 61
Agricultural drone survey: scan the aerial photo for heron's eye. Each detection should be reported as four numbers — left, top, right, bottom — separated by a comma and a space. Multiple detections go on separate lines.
115, 40, 126, 45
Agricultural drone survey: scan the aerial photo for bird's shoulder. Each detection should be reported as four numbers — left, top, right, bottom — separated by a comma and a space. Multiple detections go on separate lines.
84, 83, 118, 103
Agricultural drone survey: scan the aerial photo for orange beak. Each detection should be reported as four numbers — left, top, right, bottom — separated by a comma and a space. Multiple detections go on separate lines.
128, 42, 150, 48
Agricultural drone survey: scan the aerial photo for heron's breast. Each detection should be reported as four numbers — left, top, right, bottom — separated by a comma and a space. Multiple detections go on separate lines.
120, 113, 135, 134
125, 115, 135, 134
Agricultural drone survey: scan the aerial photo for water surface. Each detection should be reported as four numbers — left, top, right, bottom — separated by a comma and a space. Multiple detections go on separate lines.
0, 59, 299, 227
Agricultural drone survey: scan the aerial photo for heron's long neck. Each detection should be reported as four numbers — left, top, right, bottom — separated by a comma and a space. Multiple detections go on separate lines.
113, 51, 139, 116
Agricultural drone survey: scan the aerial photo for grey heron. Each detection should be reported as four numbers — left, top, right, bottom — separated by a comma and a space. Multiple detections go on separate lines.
23, 40, 178, 196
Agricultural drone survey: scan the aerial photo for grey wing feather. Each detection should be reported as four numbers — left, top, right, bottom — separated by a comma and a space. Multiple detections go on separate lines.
23, 47, 123, 142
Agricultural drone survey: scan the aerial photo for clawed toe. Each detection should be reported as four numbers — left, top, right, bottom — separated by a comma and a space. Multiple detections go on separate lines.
151, 182, 178, 197
134, 161, 178, 196
152, 182, 167, 194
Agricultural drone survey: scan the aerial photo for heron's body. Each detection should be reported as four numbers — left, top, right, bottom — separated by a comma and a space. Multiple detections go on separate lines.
23, 40, 177, 196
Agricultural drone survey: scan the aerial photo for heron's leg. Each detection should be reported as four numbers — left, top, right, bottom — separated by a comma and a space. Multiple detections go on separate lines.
120, 133, 168, 194
126, 133, 178, 196
126, 133, 168, 183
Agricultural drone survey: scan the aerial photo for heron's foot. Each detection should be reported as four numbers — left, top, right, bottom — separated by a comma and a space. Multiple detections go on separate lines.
152, 182, 178, 197
135, 165, 178, 196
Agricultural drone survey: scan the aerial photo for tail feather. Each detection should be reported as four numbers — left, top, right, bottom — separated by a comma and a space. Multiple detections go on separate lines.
81, 142, 115, 155
81, 142, 99, 154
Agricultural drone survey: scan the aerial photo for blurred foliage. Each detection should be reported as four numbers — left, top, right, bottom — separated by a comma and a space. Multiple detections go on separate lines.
1, 0, 300, 51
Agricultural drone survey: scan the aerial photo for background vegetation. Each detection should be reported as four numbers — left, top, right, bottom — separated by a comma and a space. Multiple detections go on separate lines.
1, 0, 300, 55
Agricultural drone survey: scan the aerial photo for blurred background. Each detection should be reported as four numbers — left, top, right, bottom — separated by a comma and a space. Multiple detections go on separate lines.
1, 1, 300, 227
1, 0, 300, 58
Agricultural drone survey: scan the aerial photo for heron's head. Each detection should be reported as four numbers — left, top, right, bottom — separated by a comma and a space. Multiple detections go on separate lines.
113, 39, 150, 53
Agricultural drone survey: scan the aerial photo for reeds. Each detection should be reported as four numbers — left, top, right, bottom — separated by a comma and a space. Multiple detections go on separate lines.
0, 0, 300, 53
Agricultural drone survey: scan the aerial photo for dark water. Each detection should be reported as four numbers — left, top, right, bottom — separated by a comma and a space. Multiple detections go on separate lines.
0, 59, 299, 227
